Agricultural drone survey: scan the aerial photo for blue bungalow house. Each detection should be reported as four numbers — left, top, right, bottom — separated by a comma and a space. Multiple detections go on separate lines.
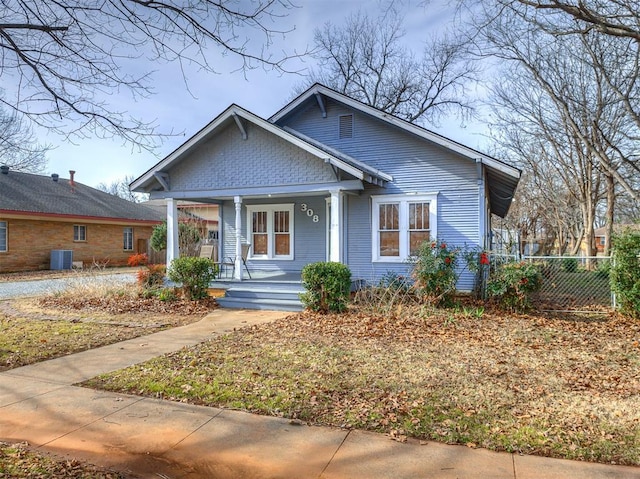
131, 84, 520, 308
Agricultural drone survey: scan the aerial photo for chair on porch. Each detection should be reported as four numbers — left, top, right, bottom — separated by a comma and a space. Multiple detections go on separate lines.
199, 243, 221, 277
221, 243, 252, 279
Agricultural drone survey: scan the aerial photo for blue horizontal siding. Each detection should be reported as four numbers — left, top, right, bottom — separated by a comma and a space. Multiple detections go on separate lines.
281, 98, 481, 289
221, 196, 327, 274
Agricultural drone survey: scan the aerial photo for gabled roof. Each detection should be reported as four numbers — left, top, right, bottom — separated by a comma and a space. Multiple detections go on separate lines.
270, 83, 521, 218
0, 169, 163, 223
130, 104, 392, 192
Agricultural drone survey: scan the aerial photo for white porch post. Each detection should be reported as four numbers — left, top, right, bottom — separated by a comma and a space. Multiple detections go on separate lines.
329, 190, 344, 263
166, 198, 179, 266
476, 159, 488, 249
234, 196, 243, 281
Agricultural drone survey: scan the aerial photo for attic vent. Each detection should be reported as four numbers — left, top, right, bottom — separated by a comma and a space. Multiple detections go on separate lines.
339, 114, 353, 139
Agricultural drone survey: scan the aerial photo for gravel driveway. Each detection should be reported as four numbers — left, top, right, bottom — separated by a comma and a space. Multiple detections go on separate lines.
0, 273, 137, 300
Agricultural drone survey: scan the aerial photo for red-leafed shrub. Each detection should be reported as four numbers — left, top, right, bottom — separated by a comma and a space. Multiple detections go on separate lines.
127, 253, 148, 267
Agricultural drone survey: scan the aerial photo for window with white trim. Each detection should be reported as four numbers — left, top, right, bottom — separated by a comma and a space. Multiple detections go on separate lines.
372, 194, 437, 262
247, 204, 294, 260
0, 221, 6, 252
73, 225, 86, 242
123, 227, 133, 251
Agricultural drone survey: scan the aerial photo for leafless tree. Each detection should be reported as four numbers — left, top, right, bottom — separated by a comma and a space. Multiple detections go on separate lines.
307, 9, 477, 125
463, 1, 639, 257
513, 0, 640, 42
0, 104, 49, 172
95, 175, 148, 203
0, 0, 303, 148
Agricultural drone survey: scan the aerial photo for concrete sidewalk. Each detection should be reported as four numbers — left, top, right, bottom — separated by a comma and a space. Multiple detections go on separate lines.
1, 309, 638, 479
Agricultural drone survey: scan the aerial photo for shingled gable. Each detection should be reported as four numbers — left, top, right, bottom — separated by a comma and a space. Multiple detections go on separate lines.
130, 104, 392, 194
0, 169, 163, 223
270, 83, 521, 218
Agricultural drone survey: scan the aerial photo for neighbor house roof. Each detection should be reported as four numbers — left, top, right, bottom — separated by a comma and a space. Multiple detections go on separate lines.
0, 168, 164, 223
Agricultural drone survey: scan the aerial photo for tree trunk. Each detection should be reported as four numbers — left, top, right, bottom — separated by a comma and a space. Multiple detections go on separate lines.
604, 173, 615, 256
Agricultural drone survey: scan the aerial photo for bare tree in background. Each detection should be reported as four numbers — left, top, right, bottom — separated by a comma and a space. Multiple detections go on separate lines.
95, 175, 148, 203
307, 9, 477, 125
464, 0, 640, 256
514, 0, 640, 42
0, 104, 49, 172
0, 0, 303, 148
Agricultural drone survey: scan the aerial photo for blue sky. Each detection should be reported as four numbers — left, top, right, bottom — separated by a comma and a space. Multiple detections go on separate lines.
33, 0, 489, 188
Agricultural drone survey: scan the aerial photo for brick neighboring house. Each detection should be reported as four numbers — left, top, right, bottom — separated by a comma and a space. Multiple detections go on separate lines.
0, 167, 164, 273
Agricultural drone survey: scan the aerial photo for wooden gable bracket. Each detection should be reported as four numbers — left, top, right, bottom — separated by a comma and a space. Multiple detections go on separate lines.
232, 112, 248, 140
154, 172, 170, 191
324, 158, 341, 181
315, 93, 327, 118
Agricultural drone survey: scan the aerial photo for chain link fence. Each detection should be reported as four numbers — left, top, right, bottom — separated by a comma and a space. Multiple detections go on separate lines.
522, 256, 612, 311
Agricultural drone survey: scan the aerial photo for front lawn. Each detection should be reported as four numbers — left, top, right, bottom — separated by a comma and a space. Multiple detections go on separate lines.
0, 279, 215, 371
84, 306, 640, 465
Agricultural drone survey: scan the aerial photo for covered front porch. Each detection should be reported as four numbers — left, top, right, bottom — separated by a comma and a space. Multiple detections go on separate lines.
163, 186, 356, 283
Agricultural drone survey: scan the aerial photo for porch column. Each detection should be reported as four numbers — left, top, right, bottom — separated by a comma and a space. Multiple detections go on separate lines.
234, 196, 243, 281
166, 198, 179, 266
476, 158, 488, 249
329, 190, 344, 263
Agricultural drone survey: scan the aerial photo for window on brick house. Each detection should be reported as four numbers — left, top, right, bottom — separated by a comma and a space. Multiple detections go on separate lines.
73, 225, 86, 242
0, 221, 6, 252
123, 227, 133, 251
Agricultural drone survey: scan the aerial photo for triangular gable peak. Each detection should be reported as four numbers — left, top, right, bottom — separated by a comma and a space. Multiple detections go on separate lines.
270, 83, 521, 218
131, 104, 391, 196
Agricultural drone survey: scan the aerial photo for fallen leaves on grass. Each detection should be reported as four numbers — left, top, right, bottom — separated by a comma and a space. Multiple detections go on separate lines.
0, 442, 126, 478
38, 294, 217, 315
86, 305, 640, 465
0, 295, 214, 371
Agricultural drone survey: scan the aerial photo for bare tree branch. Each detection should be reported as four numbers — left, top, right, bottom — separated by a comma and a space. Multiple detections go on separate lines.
306, 9, 477, 126
0, 0, 305, 149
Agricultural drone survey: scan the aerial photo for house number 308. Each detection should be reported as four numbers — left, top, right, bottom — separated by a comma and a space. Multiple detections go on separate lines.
300, 204, 319, 223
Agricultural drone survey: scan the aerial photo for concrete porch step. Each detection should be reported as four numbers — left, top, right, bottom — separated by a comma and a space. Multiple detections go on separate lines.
216, 296, 304, 312
215, 280, 305, 312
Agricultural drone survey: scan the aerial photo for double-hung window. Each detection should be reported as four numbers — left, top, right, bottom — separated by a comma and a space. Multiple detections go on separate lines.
247, 204, 294, 260
372, 194, 437, 262
123, 227, 133, 251
0, 221, 6, 252
73, 225, 86, 242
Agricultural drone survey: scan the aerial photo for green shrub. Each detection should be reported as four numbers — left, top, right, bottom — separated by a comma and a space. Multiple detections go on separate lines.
150, 220, 202, 255
168, 257, 218, 300
561, 257, 579, 273
486, 261, 542, 312
300, 262, 351, 313
410, 241, 459, 306
611, 232, 640, 319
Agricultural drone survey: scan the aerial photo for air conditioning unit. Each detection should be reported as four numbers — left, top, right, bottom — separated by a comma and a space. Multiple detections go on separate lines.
50, 250, 73, 270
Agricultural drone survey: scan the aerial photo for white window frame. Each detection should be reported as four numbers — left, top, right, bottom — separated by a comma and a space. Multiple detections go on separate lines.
123, 227, 134, 251
246, 204, 294, 260
371, 193, 438, 262
0, 221, 6, 252
73, 224, 86, 242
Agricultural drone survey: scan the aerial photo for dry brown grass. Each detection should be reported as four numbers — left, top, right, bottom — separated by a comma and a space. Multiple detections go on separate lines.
86, 305, 640, 465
